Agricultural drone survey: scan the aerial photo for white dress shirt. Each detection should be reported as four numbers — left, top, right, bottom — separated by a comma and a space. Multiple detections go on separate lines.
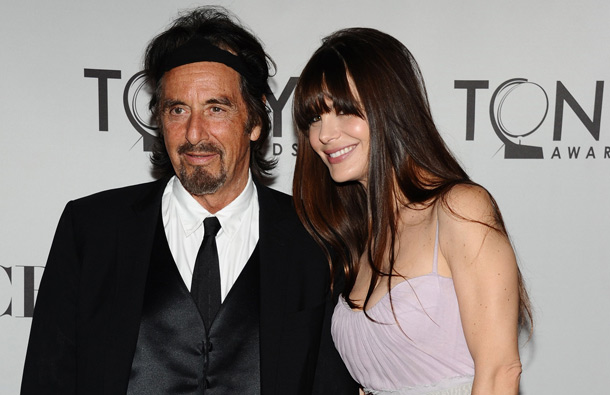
161, 174, 259, 302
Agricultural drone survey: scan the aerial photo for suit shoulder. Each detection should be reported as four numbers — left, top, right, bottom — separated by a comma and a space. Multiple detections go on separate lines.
256, 184, 293, 208
72, 179, 163, 204
67, 179, 166, 216
255, 184, 303, 224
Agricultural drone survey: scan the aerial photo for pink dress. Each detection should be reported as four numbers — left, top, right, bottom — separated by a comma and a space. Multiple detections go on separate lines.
331, 226, 474, 394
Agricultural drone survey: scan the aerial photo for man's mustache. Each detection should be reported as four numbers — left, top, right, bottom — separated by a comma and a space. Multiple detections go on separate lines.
178, 142, 223, 157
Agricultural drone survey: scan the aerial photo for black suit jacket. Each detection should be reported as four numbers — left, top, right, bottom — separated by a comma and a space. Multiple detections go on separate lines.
21, 178, 357, 394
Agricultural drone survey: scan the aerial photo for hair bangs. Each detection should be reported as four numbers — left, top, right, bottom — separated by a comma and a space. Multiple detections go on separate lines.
294, 49, 364, 133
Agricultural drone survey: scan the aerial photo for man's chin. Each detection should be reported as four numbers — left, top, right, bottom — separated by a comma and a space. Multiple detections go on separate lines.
178, 169, 226, 196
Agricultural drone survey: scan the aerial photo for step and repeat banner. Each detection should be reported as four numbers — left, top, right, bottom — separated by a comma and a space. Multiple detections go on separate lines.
1, 1, 608, 393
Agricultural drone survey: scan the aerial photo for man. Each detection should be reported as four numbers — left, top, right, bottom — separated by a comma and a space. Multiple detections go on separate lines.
21, 7, 356, 394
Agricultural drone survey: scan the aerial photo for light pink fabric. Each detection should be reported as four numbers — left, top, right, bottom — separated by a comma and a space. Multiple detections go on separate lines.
331, 226, 474, 393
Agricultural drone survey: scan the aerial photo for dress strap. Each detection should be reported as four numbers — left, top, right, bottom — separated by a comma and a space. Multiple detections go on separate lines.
432, 220, 439, 274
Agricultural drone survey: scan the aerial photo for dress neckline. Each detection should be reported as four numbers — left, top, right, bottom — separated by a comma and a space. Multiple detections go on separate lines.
341, 272, 454, 314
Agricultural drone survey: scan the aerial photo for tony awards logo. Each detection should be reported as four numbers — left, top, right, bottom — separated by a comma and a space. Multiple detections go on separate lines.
86, 68, 300, 157
489, 78, 547, 159
455, 78, 607, 160
123, 71, 158, 151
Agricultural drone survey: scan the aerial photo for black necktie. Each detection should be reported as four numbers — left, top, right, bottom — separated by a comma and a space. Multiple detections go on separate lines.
191, 216, 222, 330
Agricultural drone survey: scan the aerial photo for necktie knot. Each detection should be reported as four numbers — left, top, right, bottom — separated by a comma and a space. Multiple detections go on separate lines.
204, 217, 221, 237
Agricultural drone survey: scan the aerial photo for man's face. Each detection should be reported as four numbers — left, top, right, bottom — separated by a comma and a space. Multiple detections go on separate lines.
160, 61, 260, 208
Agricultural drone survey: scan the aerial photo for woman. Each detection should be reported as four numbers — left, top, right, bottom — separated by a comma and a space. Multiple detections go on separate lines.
292, 28, 532, 394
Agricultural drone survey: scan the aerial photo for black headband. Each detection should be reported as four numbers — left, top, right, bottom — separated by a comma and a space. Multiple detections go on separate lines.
160, 35, 251, 81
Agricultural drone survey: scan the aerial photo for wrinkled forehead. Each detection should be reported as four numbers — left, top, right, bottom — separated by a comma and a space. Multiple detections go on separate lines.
161, 61, 243, 99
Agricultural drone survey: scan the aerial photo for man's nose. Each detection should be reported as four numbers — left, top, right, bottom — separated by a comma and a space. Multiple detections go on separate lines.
185, 112, 210, 145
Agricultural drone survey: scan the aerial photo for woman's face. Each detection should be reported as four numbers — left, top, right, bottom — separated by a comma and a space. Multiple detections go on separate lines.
308, 95, 370, 187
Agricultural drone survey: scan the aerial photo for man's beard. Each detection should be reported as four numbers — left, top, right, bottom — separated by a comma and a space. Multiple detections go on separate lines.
177, 142, 227, 195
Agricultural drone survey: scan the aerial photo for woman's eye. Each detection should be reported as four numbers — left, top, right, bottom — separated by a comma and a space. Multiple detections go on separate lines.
310, 115, 321, 124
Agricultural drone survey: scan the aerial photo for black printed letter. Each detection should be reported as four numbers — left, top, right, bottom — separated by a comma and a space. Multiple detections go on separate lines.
84, 69, 122, 131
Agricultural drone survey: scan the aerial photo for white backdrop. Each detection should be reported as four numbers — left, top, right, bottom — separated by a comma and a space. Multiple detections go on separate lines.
1, 1, 609, 393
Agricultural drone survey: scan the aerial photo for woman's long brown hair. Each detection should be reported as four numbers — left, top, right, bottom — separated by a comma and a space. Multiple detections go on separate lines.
292, 28, 532, 331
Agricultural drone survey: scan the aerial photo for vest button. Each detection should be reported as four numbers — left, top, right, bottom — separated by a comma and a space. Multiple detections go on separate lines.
207, 341, 213, 352
204, 379, 210, 388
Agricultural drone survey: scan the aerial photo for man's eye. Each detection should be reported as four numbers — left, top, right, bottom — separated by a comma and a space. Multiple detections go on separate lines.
211, 106, 224, 113
169, 107, 185, 115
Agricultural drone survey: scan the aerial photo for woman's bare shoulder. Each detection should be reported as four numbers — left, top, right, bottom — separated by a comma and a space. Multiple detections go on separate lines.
437, 183, 498, 228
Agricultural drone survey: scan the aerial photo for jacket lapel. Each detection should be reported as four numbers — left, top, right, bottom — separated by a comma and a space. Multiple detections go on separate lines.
102, 178, 168, 393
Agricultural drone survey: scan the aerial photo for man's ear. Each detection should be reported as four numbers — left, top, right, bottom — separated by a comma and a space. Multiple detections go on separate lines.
249, 95, 265, 142
250, 124, 262, 142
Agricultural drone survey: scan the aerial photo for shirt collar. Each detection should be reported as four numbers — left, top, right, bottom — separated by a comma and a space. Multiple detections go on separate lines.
172, 173, 256, 238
